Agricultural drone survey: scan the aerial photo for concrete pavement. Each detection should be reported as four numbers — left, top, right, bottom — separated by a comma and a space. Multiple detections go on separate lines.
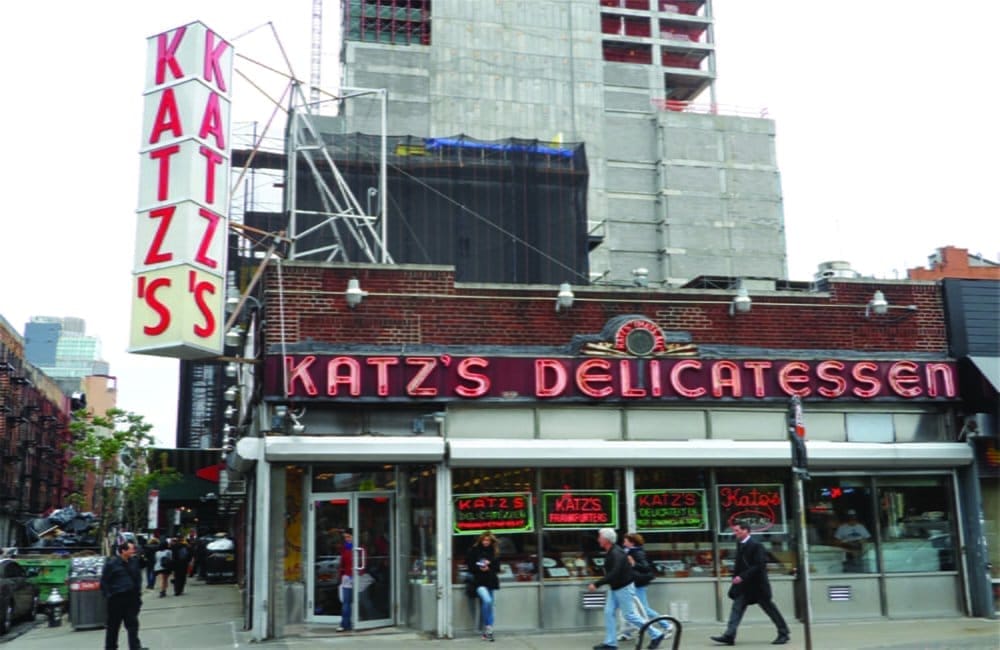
5, 576, 998, 649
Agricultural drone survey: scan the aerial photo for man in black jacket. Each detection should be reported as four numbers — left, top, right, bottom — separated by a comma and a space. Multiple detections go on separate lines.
100, 541, 148, 650
588, 528, 665, 650
711, 521, 790, 645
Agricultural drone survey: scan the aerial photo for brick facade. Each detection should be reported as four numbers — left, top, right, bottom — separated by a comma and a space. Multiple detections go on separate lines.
261, 262, 948, 355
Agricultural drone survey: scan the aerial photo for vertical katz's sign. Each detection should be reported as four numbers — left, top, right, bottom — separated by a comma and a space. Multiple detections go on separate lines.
129, 22, 232, 359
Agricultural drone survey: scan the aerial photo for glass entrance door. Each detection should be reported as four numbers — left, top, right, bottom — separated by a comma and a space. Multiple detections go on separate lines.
309, 492, 395, 629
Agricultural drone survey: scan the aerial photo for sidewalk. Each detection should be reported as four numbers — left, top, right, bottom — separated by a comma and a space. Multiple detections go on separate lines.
8, 576, 999, 649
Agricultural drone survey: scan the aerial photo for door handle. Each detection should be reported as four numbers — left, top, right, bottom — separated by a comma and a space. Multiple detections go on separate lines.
357, 546, 367, 570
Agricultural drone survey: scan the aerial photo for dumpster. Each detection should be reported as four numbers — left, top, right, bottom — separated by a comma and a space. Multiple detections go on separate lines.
68, 556, 106, 630
19, 556, 71, 601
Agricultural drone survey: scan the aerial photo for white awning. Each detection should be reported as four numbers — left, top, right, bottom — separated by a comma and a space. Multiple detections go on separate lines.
447, 439, 972, 469
264, 435, 446, 463
969, 355, 1000, 392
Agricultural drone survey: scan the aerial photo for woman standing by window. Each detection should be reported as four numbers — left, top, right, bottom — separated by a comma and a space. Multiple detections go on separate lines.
466, 532, 500, 641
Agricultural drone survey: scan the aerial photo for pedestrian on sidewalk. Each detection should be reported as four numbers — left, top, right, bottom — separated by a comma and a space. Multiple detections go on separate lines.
170, 537, 192, 595
621, 532, 672, 642
711, 520, 790, 646
337, 529, 354, 632
465, 531, 500, 642
153, 539, 173, 598
142, 537, 158, 590
588, 527, 665, 650
100, 540, 148, 650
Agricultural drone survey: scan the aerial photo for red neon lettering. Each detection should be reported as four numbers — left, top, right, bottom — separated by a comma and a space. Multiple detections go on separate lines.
195, 208, 221, 269
816, 360, 847, 398
188, 270, 216, 338
619, 359, 646, 397
405, 357, 439, 396
148, 88, 183, 144
455, 357, 490, 397
366, 357, 399, 396
925, 363, 956, 398
535, 359, 567, 398
851, 362, 881, 398
198, 145, 224, 205
670, 359, 705, 398
198, 93, 226, 150
155, 27, 186, 85
285, 356, 318, 396
144, 207, 175, 265
778, 361, 811, 397
576, 358, 613, 398
328, 357, 362, 396
137, 276, 171, 336
887, 361, 922, 398
711, 360, 742, 397
649, 359, 662, 396
203, 30, 229, 92
148, 144, 180, 201
743, 361, 771, 398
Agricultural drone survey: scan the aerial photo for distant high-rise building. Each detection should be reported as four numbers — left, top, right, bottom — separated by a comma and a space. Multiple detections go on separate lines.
23, 316, 109, 395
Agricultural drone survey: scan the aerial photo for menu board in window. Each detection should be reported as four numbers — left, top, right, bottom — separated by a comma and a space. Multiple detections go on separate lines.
717, 484, 786, 534
542, 490, 617, 529
453, 492, 533, 535
634, 489, 707, 531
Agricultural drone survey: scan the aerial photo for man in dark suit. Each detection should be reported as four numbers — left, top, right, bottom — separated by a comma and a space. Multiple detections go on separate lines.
711, 520, 790, 646
100, 541, 148, 650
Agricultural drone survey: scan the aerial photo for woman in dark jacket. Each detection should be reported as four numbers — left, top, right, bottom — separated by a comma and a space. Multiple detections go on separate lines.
465, 532, 500, 641
623, 533, 673, 639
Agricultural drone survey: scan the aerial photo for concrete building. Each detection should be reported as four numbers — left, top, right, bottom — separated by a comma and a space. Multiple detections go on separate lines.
335, 0, 786, 286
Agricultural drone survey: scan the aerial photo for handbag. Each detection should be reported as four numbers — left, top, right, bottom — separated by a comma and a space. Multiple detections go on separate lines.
727, 582, 742, 600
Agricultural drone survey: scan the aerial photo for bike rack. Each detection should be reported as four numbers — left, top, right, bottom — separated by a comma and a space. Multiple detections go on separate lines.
634, 615, 682, 650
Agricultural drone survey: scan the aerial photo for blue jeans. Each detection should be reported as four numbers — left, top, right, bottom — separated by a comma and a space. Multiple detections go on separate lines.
603, 583, 662, 646
634, 584, 672, 632
339, 584, 353, 629
475, 585, 495, 628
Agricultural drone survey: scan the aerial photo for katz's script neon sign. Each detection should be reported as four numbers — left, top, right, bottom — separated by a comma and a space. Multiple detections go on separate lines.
265, 354, 957, 403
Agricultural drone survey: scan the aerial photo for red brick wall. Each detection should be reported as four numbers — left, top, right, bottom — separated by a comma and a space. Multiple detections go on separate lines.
261, 263, 947, 354
908, 246, 1000, 280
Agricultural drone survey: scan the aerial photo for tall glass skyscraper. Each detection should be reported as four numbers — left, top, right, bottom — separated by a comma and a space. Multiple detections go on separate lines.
23, 316, 109, 395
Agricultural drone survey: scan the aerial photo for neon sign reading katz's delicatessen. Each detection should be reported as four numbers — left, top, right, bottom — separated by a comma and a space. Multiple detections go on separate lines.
263, 354, 956, 403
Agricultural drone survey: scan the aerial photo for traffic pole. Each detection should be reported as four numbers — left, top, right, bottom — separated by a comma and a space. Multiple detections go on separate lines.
788, 395, 813, 650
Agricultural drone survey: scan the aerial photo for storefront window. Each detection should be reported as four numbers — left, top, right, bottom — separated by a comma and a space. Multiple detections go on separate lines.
541, 468, 623, 582
716, 469, 795, 577
804, 476, 875, 574
452, 468, 537, 583
634, 468, 714, 577
877, 476, 956, 573
404, 465, 437, 584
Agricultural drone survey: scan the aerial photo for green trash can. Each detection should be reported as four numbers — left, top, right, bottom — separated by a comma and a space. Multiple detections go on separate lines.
19, 556, 71, 601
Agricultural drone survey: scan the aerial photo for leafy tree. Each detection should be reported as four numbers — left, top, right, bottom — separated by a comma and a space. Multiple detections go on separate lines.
64, 408, 177, 550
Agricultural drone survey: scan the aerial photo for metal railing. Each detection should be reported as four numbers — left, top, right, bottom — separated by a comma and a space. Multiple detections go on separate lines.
634, 615, 683, 650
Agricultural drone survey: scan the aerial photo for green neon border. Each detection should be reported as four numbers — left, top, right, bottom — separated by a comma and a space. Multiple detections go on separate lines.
633, 488, 708, 532
541, 490, 618, 530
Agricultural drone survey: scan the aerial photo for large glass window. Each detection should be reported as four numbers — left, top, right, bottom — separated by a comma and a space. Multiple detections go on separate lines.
634, 468, 714, 577
451, 468, 537, 583
877, 476, 956, 573
804, 474, 958, 575
715, 469, 796, 577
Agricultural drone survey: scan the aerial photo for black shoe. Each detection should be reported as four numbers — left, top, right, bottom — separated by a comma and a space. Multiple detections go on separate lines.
711, 635, 735, 646
773, 635, 790, 645
593, 645, 618, 650
648, 635, 665, 650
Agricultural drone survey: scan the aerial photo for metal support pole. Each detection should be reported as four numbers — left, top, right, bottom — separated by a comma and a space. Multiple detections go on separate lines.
379, 88, 388, 264
793, 472, 813, 650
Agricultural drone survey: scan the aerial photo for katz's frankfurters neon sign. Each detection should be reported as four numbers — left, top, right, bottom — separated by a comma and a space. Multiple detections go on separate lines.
263, 354, 957, 403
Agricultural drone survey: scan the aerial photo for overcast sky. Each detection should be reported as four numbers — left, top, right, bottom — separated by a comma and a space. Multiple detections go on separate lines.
1, 1, 996, 445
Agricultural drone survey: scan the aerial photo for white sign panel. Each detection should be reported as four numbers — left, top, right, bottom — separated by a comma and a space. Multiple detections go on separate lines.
130, 21, 232, 359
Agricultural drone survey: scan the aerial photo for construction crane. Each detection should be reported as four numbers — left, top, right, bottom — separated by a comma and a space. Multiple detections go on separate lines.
310, 0, 322, 107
